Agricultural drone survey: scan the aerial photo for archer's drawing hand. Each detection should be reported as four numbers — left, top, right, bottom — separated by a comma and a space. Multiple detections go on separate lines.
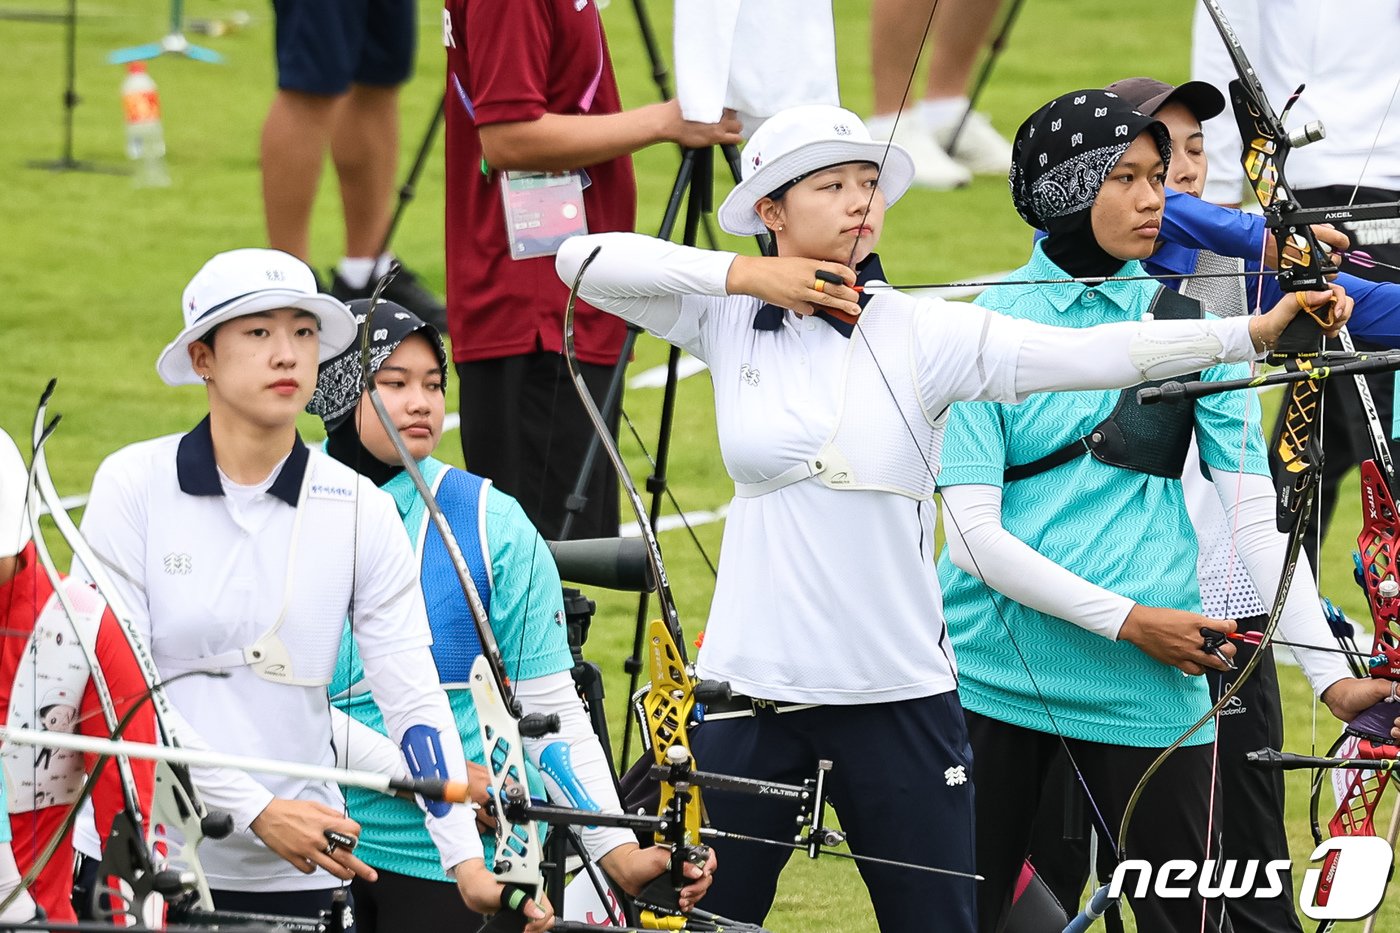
727, 255, 861, 320
1119, 605, 1237, 675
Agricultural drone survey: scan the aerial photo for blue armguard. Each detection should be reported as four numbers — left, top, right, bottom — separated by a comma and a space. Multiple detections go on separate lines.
402, 725, 452, 818
539, 741, 600, 829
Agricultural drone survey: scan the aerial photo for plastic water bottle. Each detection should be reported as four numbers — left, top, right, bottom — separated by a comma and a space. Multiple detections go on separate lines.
121, 63, 170, 187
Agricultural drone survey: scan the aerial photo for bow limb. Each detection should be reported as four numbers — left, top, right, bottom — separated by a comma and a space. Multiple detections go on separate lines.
2, 383, 211, 921
359, 277, 528, 716
358, 276, 559, 918
3, 391, 147, 914
1200, 0, 1339, 355
562, 252, 712, 899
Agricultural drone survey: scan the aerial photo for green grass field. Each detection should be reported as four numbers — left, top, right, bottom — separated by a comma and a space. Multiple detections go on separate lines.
0, 0, 1392, 929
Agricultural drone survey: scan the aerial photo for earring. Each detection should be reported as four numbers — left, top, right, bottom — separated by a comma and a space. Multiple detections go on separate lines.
776, 224, 785, 231
199, 373, 211, 383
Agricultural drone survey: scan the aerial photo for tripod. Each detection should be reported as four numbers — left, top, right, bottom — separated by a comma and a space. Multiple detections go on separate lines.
110, 0, 220, 64
378, 92, 446, 260
584, 141, 771, 771
26, 0, 125, 174
555, 0, 767, 766
556, 0, 730, 540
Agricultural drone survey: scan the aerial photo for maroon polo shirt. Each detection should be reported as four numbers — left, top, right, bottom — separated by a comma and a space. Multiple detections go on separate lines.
444, 0, 634, 366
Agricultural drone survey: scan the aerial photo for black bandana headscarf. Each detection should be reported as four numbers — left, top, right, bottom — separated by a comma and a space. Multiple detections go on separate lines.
1009, 89, 1172, 278
306, 298, 449, 486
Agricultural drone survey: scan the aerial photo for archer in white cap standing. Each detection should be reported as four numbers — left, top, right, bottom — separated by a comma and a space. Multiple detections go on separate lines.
554, 103, 1344, 930
72, 249, 552, 930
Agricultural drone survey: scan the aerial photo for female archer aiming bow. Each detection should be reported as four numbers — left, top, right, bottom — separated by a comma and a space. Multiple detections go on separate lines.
933, 89, 1361, 933
554, 101, 1346, 931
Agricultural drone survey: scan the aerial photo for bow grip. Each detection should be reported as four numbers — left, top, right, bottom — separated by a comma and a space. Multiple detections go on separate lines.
1269, 302, 1327, 361
201, 811, 234, 840
1270, 261, 1338, 360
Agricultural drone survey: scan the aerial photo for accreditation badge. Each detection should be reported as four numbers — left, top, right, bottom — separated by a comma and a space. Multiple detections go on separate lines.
500, 170, 589, 260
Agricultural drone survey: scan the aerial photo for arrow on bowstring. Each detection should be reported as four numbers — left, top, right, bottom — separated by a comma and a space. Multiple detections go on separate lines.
0, 727, 475, 804
856, 268, 1275, 292
826, 2, 1131, 929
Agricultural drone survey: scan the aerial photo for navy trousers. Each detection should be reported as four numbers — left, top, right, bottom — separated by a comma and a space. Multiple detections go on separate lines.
689, 692, 976, 932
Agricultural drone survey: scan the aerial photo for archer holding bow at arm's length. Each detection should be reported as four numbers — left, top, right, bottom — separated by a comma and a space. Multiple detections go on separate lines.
932, 88, 1356, 933
555, 102, 1345, 933
306, 304, 713, 933
70, 250, 502, 923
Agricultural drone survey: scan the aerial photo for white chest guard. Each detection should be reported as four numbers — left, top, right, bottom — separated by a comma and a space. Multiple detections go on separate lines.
2, 578, 104, 811
159, 459, 359, 687
734, 295, 943, 501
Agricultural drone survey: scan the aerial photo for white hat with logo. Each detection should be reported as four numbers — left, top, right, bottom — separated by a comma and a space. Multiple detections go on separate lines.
156, 248, 358, 387
0, 428, 32, 560
717, 104, 916, 237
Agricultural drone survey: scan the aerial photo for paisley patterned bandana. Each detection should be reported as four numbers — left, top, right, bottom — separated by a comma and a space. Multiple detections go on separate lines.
306, 299, 449, 431
1009, 89, 1171, 232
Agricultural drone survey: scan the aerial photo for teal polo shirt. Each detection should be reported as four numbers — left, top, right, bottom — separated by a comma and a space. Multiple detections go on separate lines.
330, 456, 572, 879
936, 243, 1269, 747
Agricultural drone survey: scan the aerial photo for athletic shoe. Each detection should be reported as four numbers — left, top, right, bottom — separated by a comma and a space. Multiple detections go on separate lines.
934, 111, 1014, 176
330, 264, 448, 333
866, 112, 971, 190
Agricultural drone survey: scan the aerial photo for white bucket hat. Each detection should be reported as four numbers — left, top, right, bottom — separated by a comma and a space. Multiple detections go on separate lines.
156, 248, 359, 387
717, 104, 917, 237
0, 427, 32, 560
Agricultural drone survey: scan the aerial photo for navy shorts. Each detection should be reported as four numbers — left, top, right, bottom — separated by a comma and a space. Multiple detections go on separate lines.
273, 0, 417, 95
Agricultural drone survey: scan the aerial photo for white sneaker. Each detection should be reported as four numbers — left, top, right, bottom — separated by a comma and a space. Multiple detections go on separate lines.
867, 112, 971, 190
934, 111, 1014, 175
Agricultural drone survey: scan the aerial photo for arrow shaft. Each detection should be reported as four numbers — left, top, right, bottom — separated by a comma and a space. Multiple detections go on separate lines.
0, 726, 468, 804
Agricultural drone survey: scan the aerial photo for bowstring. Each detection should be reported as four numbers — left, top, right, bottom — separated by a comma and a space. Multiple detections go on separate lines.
832, 0, 1123, 872
618, 408, 718, 578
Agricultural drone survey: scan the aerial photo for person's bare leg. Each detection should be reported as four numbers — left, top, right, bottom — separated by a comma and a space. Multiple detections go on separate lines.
868, 0, 973, 188
920, 0, 1012, 174
261, 89, 345, 262
924, 0, 1002, 101
870, 0, 936, 117
331, 83, 400, 261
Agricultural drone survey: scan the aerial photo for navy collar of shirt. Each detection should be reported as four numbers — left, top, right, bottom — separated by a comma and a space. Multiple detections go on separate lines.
752, 253, 888, 338
176, 415, 308, 507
